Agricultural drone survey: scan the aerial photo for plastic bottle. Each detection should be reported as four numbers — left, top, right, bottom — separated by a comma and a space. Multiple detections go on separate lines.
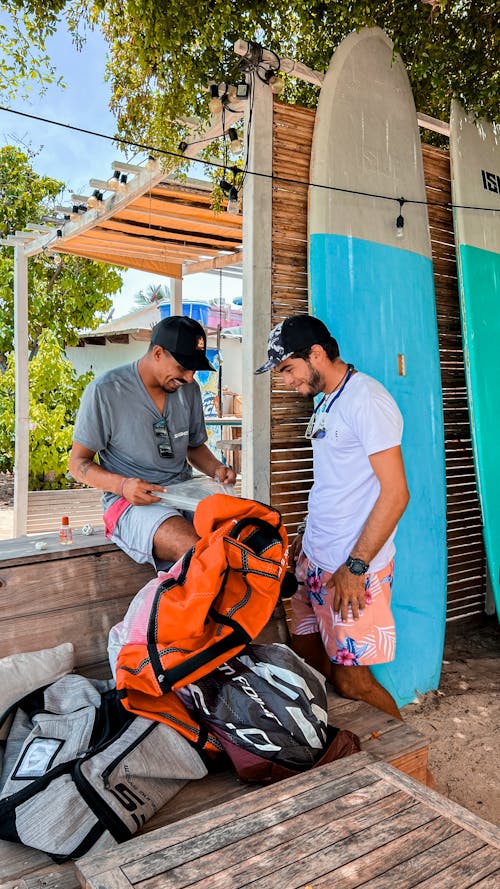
59, 515, 73, 545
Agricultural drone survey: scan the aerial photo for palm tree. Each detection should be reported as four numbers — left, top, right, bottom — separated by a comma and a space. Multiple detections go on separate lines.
133, 283, 170, 307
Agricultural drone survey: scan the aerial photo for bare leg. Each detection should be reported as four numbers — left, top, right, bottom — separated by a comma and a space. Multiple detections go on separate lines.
330, 663, 403, 721
292, 633, 402, 721
152, 514, 199, 563
292, 632, 330, 676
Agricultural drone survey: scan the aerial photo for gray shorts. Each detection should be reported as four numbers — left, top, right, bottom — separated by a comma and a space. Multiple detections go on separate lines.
110, 502, 194, 570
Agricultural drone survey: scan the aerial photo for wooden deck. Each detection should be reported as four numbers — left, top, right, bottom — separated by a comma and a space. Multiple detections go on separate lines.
0, 532, 434, 889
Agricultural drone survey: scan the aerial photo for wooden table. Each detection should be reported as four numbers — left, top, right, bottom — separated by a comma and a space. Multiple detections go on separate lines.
77, 752, 500, 889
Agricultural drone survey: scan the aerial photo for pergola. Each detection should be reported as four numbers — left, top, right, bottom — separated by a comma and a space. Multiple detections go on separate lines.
2, 97, 269, 535
2, 39, 450, 536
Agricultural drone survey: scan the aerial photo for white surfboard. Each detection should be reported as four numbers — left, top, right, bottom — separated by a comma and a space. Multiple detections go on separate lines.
309, 28, 447, 706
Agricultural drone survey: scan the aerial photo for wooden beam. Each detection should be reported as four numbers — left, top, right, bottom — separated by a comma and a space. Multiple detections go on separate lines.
54, 244, 183, 277
182, 251, 243, 275
70, 227, 223, 258
22, 164, 167, 258
86, 219, 240, 252
417, 112, 450, 137
116, 204, 243, 236
234, 39, 324, 87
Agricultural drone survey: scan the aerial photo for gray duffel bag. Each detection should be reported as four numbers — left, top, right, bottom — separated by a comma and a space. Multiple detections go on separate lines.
0, 673, 207, 861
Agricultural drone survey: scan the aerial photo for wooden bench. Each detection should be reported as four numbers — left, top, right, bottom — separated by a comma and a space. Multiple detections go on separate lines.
26, 489, 104, 536
0, 533, 431, 889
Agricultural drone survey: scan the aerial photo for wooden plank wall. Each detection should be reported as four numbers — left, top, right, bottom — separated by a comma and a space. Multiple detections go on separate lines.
422, 145, 486, 620
270, 100, 486, 620
270, 102, 314, 536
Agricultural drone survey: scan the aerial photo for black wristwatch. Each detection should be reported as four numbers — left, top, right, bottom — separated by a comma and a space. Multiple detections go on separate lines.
345, 555, 369, 576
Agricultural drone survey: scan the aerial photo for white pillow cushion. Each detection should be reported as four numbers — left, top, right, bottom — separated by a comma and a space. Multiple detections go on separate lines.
0, 642, 75, 717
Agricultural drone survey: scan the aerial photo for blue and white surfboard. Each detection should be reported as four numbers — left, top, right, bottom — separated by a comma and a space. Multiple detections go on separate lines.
309, 28, 447, 706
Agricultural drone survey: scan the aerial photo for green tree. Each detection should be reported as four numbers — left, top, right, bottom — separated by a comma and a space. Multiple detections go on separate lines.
1, 2, 497, 155
0, 330, 92, 486
133, 282, 170, 307
0, 145, 123, 485
0, 2, 66, 101
0, 145, 123, 362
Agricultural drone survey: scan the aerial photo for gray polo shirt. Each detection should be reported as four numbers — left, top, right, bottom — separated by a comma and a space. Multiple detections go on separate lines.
73, 361, 207, 506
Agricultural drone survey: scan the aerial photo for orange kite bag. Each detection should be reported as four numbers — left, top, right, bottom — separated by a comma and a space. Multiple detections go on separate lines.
114, 494, 288, 751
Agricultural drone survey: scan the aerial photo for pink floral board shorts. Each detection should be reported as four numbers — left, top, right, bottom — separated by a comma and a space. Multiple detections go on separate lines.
291, 551, 396, 666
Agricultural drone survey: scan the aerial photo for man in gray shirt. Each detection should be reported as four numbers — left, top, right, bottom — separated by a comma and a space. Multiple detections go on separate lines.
69, 316, 236, 568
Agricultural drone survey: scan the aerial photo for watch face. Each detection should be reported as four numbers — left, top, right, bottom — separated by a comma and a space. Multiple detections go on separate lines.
346, 556, 368, 575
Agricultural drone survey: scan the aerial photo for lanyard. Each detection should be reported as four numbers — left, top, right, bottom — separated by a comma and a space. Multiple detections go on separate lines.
305, 364, 354, 440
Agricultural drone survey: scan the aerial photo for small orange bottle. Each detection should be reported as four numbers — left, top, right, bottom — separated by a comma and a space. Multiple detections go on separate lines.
59, 515, 73, 545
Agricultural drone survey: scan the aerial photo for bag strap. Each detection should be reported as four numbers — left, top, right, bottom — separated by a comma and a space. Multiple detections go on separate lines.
228, 516, 282, 556
153, 615, 251, 692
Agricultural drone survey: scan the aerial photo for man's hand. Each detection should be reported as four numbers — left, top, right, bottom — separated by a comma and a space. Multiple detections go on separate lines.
324, 563, 366, 622
214, 464, 237, 485
121, 477, 166, 505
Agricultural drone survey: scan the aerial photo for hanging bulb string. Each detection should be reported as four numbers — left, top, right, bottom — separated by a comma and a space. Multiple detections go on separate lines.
0, 103, 496, 215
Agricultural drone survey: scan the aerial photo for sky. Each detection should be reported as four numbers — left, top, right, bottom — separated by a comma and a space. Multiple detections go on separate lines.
0, 15, 242, 317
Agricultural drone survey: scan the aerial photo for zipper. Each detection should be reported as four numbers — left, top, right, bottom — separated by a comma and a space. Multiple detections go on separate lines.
101, 720, 156, 787
73, 759, 133, 843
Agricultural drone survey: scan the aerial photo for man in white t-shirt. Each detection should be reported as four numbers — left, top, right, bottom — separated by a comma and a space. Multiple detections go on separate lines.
255, 314, 409, 719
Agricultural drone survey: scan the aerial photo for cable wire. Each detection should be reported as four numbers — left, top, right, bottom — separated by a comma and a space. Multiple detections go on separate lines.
0, 103, 497, 214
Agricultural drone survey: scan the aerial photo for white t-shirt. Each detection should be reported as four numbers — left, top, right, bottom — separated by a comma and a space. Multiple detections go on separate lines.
302, 372, 403, 574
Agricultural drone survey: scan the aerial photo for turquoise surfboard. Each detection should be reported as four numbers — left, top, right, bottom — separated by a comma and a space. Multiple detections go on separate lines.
309, 28, 447, 706
450, 100, 500, 616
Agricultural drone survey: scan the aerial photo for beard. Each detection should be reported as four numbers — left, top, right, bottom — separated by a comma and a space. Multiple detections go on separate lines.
303, 365, 323, 397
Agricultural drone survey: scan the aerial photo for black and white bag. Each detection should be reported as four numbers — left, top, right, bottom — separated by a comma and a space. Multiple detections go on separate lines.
179, 644, 361, 783
0, 674, 207, 861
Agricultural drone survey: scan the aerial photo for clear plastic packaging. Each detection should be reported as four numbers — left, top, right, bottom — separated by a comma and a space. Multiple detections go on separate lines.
153, 476, 238, 512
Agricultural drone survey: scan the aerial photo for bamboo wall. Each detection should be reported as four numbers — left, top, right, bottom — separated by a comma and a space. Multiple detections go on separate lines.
270, 100, 486, 621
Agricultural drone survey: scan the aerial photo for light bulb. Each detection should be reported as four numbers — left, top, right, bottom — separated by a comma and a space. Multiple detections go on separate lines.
209, 95, 222, 114
228, 127, 243, 155
269, 76, 284, 95
226, 186, 239, 215
145, 156, 158, 172
107, 170, 120, 191
87, 189, 104, 209
236, 81, 249, 99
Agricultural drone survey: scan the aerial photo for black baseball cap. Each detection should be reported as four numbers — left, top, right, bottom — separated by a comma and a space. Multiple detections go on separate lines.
150, 316, 215, 371
255, 314, 335, 374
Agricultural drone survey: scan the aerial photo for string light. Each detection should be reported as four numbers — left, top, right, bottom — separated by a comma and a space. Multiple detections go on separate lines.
209, 84, 222, 114
228, 127, 243, 154
87, 189, 104, 208
107, 169, 121, 191
0, 104, 495, 217
235, 81, 249, 99
178, 140, 188, 153
264, 69, 284, 94
219, 178, 240, 214
396, 198, 405, 237
226, 186, 239, 214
